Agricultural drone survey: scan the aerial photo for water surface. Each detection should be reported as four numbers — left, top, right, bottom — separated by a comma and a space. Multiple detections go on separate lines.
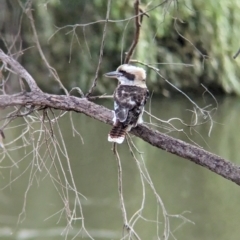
0, 96, 240, 240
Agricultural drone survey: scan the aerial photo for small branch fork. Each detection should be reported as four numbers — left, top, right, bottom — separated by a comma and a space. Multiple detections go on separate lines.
0, 50, 41, 93
0, 50, 240, 186
124, 0, 149, 64
113, 143, 141, 239
0, 92, 240, 187
85, 0, 111, 97
1, 2, 228, 239
24, 0, 68, 95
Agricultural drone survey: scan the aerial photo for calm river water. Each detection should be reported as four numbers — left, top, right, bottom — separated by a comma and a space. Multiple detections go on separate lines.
0, 96, 240, 240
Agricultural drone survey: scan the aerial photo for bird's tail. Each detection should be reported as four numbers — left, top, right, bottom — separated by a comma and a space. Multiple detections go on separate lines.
108, 124, 130, 144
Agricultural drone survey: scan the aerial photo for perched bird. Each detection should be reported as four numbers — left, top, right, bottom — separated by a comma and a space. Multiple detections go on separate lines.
104, 64, 149, 144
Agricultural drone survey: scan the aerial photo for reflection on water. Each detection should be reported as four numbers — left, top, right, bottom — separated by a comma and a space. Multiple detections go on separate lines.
0, 96, 240, 240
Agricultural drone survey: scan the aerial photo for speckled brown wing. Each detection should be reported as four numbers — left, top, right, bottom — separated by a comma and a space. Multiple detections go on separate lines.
108, 85, 149, 144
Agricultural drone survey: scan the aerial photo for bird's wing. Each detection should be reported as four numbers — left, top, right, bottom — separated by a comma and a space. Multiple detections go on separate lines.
114, 99, 134, 122
114, 86, 137, 123
114, 85, 149, 123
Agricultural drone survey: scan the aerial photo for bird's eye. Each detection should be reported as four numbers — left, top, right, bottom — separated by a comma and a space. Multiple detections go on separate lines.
119, 70, 126, 74
118, 70, 135, 81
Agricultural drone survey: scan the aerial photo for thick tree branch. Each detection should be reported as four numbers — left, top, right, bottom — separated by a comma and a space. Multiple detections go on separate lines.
132, 126, 240, 185
0, 92, 240, 186
0, 50, 41, 93
1, 49, 240, 186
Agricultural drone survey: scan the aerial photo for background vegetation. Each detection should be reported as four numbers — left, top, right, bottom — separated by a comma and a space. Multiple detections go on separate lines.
1, 1, 240, 239
1, 0, 240, 95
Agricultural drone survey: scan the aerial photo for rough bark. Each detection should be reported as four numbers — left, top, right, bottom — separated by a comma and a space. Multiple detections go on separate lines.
0, 92, 240, 186
1, 49, 240, 186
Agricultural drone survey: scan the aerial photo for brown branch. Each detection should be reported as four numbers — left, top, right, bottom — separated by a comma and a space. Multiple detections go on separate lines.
85, 0, 111, 97
0, 50, 41, 93
124, 0, 148, 64
0, 92, 240, 186
233, 48, 240, 59
1, 50, 240, 186
132, 126, 240, 185
25, 1, 68, 94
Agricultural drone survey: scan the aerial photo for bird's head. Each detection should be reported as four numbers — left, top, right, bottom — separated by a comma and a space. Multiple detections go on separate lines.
104, 64, 147, 87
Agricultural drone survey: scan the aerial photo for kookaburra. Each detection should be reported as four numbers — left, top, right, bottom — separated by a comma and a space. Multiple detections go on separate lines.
104, 64, 149, 144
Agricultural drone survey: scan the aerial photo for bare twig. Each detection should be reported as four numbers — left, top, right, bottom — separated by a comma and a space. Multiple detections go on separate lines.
233, 48, 240, 59
69, 87, 84, 98
87, 94, 113, 100
0, 50, 239, 186
114, 145, 127, 223
130, 59, 215, 121
124, 0, 149, 64
1, 92, 240, 186
85, 0, 111, 97
48, 1, 167, 42
113, 144, 141, 240
0, 50, 41, 92
173, 18, 208, 68
25, 1, 68, 95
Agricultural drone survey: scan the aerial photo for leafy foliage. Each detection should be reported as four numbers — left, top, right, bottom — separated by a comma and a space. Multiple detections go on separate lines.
1, 0, 240, 95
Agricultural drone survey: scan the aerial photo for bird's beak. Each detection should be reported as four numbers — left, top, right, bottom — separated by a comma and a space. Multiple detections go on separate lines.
104, 71, 122, 78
